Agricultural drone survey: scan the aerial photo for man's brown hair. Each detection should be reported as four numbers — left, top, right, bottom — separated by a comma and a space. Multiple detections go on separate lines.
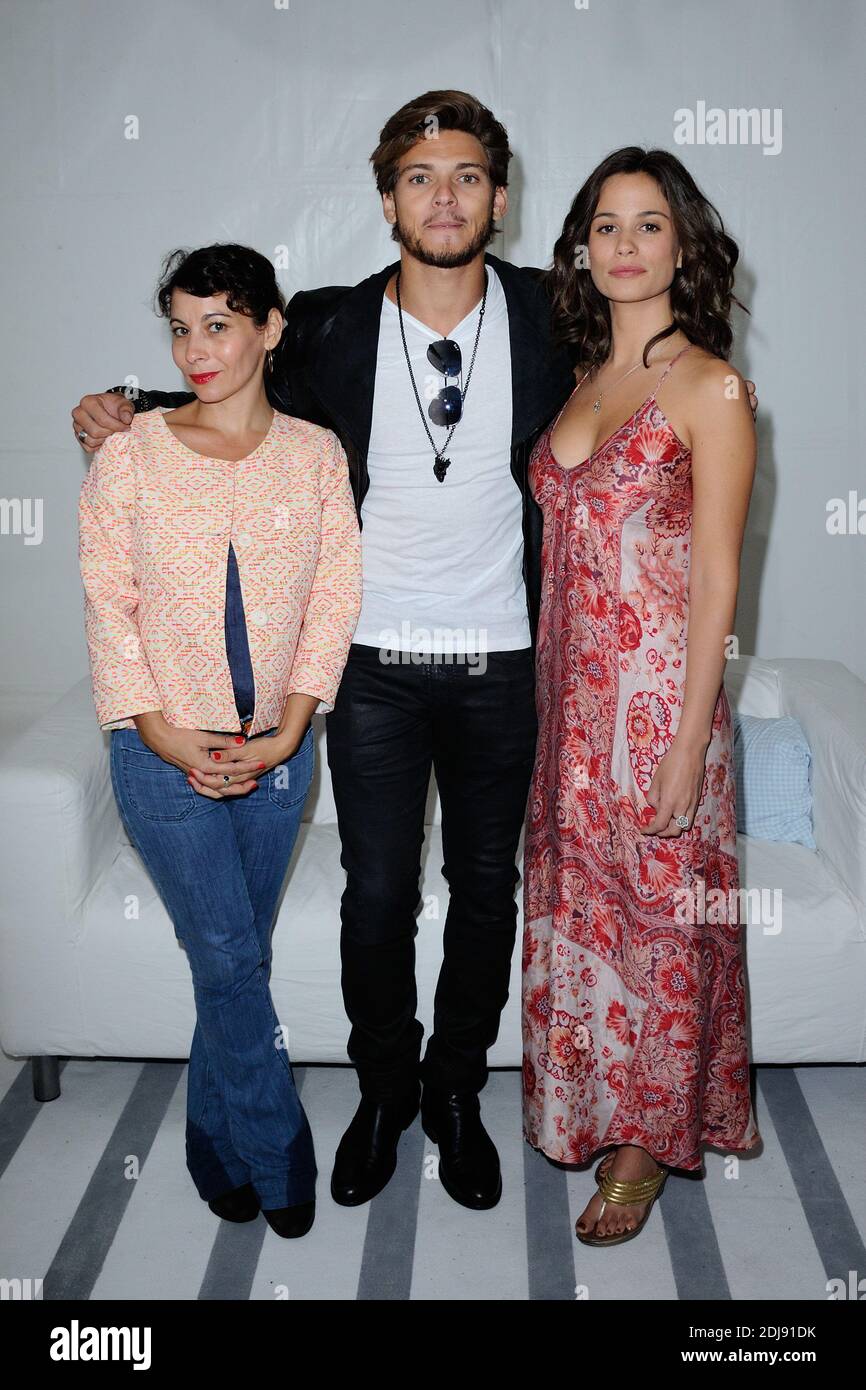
369, 89, 512, 197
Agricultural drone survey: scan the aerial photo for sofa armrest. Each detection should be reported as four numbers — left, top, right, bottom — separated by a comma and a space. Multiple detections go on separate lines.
773, 658, 866, 909
0, 677, 116, 936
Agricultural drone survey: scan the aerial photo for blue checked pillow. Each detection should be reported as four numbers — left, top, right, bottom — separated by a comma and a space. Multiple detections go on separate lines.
732, 713, 816, 849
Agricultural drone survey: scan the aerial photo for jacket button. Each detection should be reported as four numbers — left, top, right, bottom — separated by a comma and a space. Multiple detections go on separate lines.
250, 608, 268, 626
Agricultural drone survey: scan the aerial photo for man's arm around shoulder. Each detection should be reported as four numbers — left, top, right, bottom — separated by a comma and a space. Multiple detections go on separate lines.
72, 382, 195, 454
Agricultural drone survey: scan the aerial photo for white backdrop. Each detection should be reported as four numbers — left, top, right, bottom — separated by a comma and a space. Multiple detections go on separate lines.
1, 0, 863, 717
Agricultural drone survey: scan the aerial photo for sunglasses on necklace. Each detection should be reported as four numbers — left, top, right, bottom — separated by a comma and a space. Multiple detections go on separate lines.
427, 338, 463, 426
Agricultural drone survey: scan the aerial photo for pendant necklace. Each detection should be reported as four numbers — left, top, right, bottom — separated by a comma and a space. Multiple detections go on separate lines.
590, 359, 645, 413
395, 269, 488, 481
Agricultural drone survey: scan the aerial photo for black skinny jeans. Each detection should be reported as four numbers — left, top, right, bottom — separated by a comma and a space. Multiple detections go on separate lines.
325, 642, 538, 1102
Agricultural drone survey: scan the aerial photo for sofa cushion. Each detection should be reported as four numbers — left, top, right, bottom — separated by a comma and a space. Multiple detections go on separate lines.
724, 658, 782, 718
733, 713, 816, 849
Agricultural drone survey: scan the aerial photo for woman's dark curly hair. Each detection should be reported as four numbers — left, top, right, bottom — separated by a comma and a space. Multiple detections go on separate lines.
545, 146, 748, 368
154, 242, 285, 331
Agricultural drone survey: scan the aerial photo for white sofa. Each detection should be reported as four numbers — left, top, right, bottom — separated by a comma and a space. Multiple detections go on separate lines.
1, 656, 864, 1099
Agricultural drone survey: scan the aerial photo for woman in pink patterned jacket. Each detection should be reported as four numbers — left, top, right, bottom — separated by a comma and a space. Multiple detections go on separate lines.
78, 243, 362, 1239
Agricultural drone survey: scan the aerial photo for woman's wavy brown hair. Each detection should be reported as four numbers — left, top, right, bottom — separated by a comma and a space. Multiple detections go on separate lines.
546, 146, 748, 368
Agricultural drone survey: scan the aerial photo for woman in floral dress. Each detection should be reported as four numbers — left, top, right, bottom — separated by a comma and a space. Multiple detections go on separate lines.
522, 147, 761, 1246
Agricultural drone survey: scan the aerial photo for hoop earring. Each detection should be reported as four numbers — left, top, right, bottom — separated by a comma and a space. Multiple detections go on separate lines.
266, 349, 274, 373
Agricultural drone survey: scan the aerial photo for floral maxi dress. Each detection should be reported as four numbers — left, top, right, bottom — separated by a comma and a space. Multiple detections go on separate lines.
521, 346, 761, 1171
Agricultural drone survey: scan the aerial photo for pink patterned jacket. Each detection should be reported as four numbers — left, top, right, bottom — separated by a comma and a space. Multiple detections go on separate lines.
79, 408, 362, 734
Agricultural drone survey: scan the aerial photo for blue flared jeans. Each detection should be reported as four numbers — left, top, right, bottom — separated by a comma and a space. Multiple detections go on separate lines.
109, 722, 317, 1210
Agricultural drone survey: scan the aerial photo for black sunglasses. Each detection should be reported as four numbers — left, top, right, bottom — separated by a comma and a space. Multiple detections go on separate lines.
427, 338, 463, 426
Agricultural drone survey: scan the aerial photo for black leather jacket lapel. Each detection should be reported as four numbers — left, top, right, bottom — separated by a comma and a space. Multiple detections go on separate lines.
275, 251, 576, 646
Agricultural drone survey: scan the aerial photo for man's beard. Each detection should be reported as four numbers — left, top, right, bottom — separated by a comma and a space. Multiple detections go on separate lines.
392, 206, 497, 268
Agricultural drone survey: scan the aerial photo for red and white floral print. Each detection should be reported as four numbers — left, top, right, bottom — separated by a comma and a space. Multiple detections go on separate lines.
522, 350, 761, 1172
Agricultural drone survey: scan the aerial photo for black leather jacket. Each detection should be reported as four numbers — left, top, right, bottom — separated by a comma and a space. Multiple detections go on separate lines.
122, 250, 576, 648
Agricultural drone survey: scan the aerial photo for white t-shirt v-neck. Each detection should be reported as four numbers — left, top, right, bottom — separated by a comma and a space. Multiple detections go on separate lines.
351, 263, 530, 655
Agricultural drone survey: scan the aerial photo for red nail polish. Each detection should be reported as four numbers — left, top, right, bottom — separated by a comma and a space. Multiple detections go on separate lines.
258, 762, 266, 769
212, 752, 221, 760
235, 737, 245, 744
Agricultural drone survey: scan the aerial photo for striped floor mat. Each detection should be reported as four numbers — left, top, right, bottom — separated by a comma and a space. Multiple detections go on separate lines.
1, 1056, 863, 1301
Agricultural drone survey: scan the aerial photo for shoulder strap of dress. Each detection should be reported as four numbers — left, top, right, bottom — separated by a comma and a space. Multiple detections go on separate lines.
653, 343, 694, 392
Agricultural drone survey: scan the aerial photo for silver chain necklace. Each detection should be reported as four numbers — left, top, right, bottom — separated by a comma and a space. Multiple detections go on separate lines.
590, 358, 645, 413
395, 270, 488, 482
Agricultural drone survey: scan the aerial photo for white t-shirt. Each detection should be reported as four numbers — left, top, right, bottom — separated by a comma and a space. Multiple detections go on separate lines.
351, 263, 530, 655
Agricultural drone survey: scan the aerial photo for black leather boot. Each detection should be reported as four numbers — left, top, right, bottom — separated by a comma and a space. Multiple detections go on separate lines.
262, 1200, 316, 1239
420, 1087, 502, 1209
207, 1181, 260, 1223
330, 1084, 420, 1206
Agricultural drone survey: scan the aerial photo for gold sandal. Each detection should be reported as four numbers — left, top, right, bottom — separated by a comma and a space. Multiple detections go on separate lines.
576, 1163, 668, 1246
